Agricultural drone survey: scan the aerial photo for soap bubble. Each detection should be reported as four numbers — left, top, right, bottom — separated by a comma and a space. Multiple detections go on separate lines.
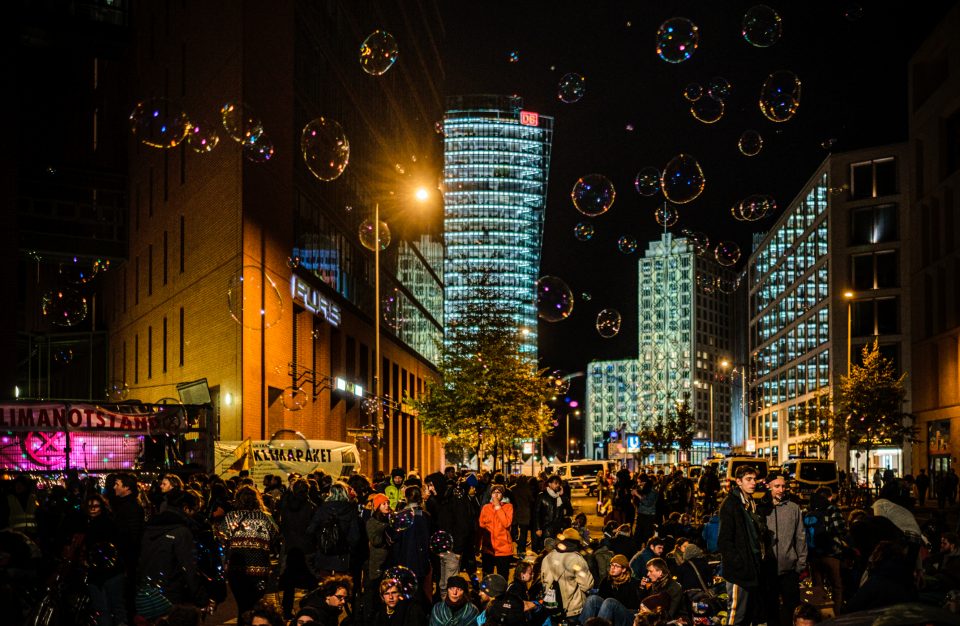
558, 72, 586, 103
821, 138, 837, 150
550, 370, 571, 394
389, 509, 414, 532
537, 276, 574, 322
683, 83, 703, 102
243, 132, 274, 163
430, 531, 454, 554
716, 277, 739, 294
53, 348, 74, 364
681, 229, 710, 255
738, 130, 763, 156
596, 309, 622, 339
634, 167, 661, 197
287, 256, 301, 269
186, 121, 220, 154
281, 386, 308, 411
844, 4, 864, 21
129, 98, 190, 149
359, 219, 392, 251
382, 288, 404, 331
625, 123, 635, 132
759, 70, 801, 122
707, 77, 732, 101
221, 102, 264, 145
382, 565, 418, 600
618, 236, 638, 254
359, 30, 399, 76
691, 97, 724, 124
581, 292, 592, 301
661, 154, 705, 204
227, 265, 284, 330
655, 205, 679, 227
301, 117, 350, 181
656, 17, 699, 63
42, 289, 88, 327
715, 241, 742, 266
571, 174, 615, 216
736, 194, 777, 221
696, 274, 716, 294
508, 51, 520, 63
107, 380, 129, 401
742, 5, 782, 47
574, 222, 595, 241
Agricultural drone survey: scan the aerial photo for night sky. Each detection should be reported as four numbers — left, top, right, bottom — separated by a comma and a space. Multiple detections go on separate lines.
440, 1, 954, 397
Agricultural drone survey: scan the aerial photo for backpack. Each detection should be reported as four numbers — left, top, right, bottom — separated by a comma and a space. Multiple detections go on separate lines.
316, 515, 344, 555
803, 510, 831, 553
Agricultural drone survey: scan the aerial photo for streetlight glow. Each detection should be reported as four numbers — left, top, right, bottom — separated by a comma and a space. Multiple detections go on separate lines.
415, 187, 430, 202
843, 290, 854, 299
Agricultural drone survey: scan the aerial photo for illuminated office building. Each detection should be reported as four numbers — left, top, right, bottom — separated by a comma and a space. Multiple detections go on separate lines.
585, 359, 640, 459
747, 145, 911, 472
442, 95, 554, 354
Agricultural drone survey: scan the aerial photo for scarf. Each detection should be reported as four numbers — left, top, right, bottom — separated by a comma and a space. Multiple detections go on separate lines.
546, 487, 562, 507
610, 567, 632, 586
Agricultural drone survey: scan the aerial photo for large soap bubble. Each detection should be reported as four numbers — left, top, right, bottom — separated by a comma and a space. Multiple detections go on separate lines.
382, 565, 418, 600
738, 130, 763, 156
715, 241, 742, 266
656, 17, 699, 63
661, 154, 705, 205
186, 121, 220, 154
574, 222, 595, 241
221, 102, 264, 145
301, 117, 350, 181
707, 77, 732, 101
537, 276, 574, 322
655, 205, 679, 227
683, 83, 703, 102
617, 236, 637, 255
681, 229, 710, 255
359, 219, 392, 251
634, 167, 661, 197
571, 174, 615, 216
42, 289, 88, 327
281, 386, 308, 411
734, 194, 777, 221
742, 5, 782, 47
430, 530, 454, 555
558, 73, 586, 103
389, 509, 414, 532
760, 70, 801, 122
690, 97, 724, 124
227, 265, 284, 330
243, 132, 274, 163
129, 98, 191, 149
360, 30, 399, 76
596, 309, 622, 339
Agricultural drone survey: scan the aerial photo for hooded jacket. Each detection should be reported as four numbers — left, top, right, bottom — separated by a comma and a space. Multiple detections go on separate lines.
541, 539, 594, 616
138, 509, 201, 604
479, 501, 514, 556
765, 495, 807, 574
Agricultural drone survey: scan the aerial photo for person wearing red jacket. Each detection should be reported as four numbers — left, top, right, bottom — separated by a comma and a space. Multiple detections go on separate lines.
479, 484, 514, 577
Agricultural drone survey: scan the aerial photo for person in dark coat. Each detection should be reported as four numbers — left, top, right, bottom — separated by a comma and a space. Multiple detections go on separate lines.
390, 486, 432, 604
843, 540, 917, 612
111, 472, 144, 622
371, 577, 426, 626
676, 542, 711, 592
279, 478, 317, 618
307, 481, 361, 577
138, 491, 202, 605
300, 574, 353, 626
533, 475, 571, 550
718, 465, 766, 626
510, 476, 535, 556
81, 493, 126, 626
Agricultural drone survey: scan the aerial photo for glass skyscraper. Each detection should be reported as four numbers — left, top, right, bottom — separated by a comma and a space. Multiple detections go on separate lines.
442, 95, 554, 354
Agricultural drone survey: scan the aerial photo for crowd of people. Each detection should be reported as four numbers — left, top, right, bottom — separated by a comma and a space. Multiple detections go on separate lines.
2, 462, 960, 626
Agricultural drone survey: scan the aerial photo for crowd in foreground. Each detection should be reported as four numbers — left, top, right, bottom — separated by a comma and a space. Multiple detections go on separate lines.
3, 463, 960, 626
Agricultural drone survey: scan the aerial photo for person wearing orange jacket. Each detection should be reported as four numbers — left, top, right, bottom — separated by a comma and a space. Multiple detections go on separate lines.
479, 484, 515, 578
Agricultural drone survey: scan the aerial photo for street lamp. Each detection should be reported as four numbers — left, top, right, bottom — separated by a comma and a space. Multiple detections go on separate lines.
372, 186, 433, 473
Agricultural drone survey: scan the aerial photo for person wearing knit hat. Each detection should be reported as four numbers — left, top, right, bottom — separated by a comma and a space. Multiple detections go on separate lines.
578, 554, 641, 626
369, 492, 390, 513
677, 542, 711, 593
385, 468, 405, 509
541, 525, 594, 617
429, 576, 479, 626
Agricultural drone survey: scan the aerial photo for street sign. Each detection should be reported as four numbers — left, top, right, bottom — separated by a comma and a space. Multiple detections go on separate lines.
522, 441, 535, 455
625, 434, 640, 453
746, 438, 756, 452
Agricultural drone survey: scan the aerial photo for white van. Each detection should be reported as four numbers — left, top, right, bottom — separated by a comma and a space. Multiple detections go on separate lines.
553, 460, 616, 492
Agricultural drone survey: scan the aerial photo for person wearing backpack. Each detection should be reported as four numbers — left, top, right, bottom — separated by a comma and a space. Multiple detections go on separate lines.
138, 491, 203, 607
803, 487, 847, 611
308, 481, 361, 578
762, 471, 807, 626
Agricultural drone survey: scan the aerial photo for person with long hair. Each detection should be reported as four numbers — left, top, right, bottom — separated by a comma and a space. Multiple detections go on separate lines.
307, 481, 361, 578
219, 486, 279, 619
82, 493, 127, 626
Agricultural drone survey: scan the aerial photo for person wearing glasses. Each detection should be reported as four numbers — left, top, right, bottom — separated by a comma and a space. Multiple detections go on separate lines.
300, 574, 353, 626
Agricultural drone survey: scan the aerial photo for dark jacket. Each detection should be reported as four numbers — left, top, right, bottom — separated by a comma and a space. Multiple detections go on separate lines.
390, 504, 431, 582
138, 509, 201, 604
279, 490, 317, 555
366, 512, 392, 579
677, 556, 712, 592
718, 489, 764, 587
112, 493, 144, 571
598, 575, 641, 609
510, 478, 534, 527
308, 499, 361, 573
371, 599, 426, 626
535, 488, 570, 536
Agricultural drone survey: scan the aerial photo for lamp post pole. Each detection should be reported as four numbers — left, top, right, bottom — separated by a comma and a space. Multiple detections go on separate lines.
373, 202, 382, 475
566, 412, 570, 462
845, 292, 854, 377
709, 380, 715, 460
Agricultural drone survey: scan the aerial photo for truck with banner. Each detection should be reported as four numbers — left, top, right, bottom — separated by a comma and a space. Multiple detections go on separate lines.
0, 402, 214, 473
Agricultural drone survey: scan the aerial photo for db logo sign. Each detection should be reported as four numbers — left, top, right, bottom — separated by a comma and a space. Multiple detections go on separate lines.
520, 110, 539, 127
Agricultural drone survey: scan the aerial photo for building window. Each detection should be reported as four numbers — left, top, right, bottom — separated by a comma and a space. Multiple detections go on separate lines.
179, 215, 185, 273
179, 307, 185, 366
134, 334, 139, 384
163, 231, 168, 285
850, 157, 898, 199
850, 204, 898, 245
135, 256, 140, 305
851, 250, 898, 290
148, 244, 153, 296
851, 297, 899, 336
162, 316, 168, 373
